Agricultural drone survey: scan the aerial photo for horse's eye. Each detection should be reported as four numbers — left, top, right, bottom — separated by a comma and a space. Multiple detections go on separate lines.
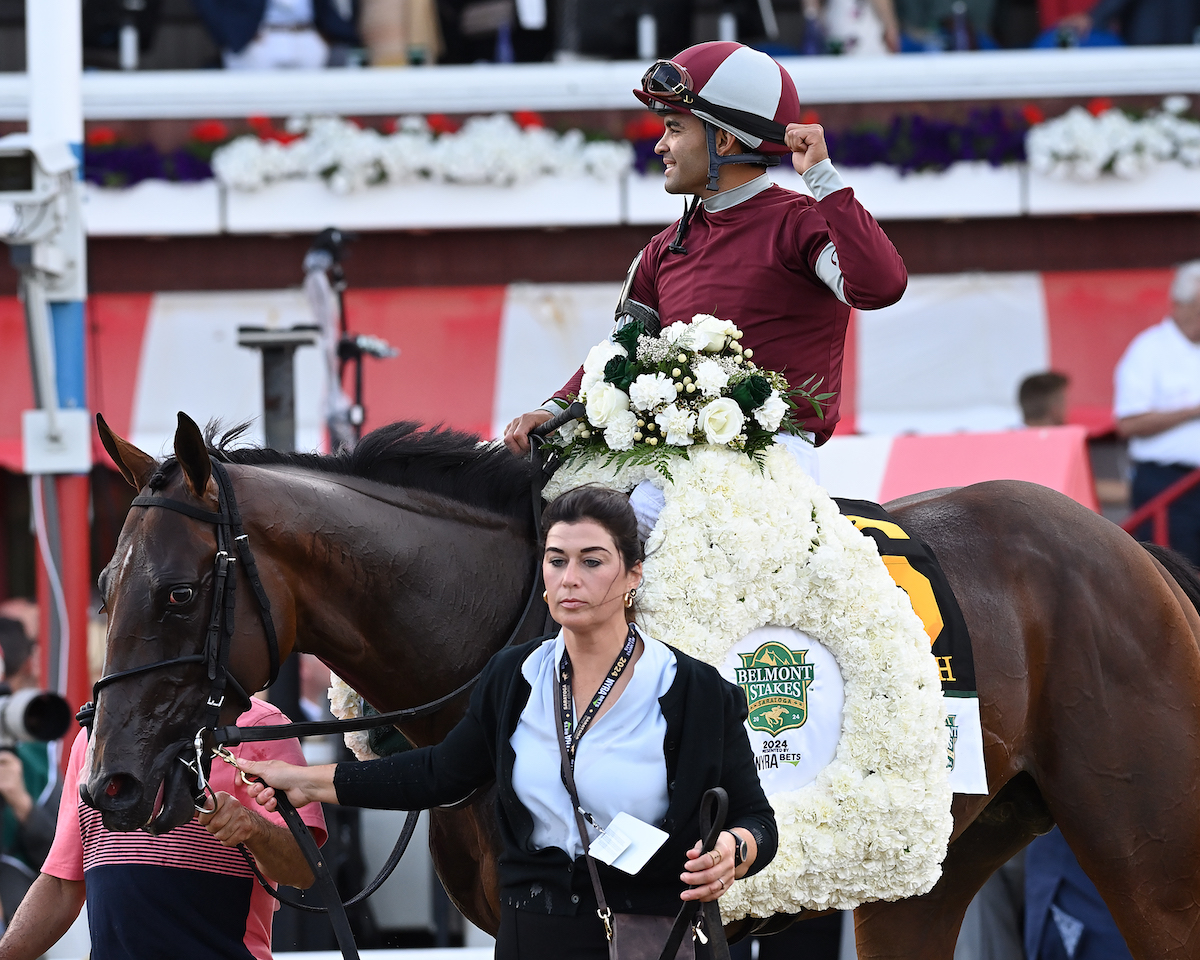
169, 586, 194, 605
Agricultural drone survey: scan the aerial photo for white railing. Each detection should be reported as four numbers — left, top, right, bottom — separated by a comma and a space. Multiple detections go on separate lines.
1, 47, 1199, 121
80, 161, 1200, 237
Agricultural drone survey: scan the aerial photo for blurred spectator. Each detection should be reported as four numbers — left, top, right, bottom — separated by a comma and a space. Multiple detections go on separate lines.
0, 617, 59, 924
1019, 371, 1069, 427
435, 0, 554, 62
1018, 372, 1131, 510
190, 0, 359, 68
803, 0, 901, 53
1055, 0, 1197, 44
0, 603, 36, 653
359, 0, 440, 63
1114, 260, 1200, 566
895, 0, 998, 49
1025, 828, 1132, 960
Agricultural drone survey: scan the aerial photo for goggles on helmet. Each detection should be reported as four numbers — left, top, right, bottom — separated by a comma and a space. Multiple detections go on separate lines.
641, 60, 694, 103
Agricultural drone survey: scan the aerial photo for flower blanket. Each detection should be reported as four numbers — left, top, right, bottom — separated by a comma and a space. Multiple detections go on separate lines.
544, 442, 953, 918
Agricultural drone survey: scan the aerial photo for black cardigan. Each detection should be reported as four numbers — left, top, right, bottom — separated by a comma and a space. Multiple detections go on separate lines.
335, 636, 778, 917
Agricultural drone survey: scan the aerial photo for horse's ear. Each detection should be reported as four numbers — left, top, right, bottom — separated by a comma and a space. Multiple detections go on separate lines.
173, 412, 212, 499
96, 413, 158, 490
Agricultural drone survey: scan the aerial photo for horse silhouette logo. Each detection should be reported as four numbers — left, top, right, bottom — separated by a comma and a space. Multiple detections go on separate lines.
734, 640, 815, 735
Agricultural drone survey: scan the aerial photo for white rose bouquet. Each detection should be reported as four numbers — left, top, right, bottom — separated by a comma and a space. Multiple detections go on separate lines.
547, 314, 833, 476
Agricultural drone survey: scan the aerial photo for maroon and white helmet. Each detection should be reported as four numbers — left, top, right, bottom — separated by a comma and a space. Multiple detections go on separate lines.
635, 41, 801, 156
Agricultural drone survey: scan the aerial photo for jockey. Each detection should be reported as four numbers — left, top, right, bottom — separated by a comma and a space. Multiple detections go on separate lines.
503, 41, 908, 465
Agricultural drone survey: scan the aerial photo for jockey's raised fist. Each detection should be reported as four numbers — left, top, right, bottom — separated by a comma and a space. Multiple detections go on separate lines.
785, 123, 830, 176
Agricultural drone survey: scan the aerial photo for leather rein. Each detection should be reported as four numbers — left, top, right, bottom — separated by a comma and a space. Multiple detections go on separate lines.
77, 410, 577, 958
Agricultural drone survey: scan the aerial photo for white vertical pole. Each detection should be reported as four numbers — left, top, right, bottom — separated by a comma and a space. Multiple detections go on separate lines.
637, 14, 657, 59
26, 0, 84, 151
24, 0, 91, 727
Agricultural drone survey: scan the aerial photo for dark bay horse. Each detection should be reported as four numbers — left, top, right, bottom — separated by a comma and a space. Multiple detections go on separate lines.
89, 412, 1200, 958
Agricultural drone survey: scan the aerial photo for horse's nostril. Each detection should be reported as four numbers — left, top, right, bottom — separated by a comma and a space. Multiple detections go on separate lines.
104, 774, 133, 799
106, 779, 120, 797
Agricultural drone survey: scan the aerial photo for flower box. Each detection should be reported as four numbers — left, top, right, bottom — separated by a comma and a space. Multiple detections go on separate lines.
222, 176, 622, 234
83, 180, 221, 236
626, 162, 1023, 225
1027, 160, 1200, 215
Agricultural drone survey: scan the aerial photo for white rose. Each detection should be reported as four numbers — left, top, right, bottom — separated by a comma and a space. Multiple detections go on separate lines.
585, 381, 630, 427
698, 397, 744, 445
693, 358, 730, 397
603, 409, 638, 451
629, 372, 677, 412
654, 404, 697, 446
689, 314, 737, 353
583, 340, 627, 376
754, 391, 788, 431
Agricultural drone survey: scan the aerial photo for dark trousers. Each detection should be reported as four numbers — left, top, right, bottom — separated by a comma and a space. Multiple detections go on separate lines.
495, 903, 610, 960
1130, 461, 1200, 567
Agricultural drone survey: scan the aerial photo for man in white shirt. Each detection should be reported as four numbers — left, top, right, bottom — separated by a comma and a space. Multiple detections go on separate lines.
191, 0, 358, 70
1114, 260, 1200, 565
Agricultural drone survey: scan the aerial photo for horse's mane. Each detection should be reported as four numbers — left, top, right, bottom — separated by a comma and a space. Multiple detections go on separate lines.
151, 421, 535, 525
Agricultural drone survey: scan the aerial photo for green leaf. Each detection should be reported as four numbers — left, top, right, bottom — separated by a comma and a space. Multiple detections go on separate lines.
613, 320, 645, 356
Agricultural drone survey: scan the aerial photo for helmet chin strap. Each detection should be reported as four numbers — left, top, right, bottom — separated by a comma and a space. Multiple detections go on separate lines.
704, 122, 775, 191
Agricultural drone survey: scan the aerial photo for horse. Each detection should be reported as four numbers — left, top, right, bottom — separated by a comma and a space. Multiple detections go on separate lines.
86, 411, 1200, 959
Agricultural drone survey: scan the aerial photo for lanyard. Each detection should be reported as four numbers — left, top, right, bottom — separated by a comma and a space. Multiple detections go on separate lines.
558, 624, 638, 772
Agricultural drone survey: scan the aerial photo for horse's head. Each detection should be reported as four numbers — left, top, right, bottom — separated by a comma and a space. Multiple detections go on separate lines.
89, 412, 277, 833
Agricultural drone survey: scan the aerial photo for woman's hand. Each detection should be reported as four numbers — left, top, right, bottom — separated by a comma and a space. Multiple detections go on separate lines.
236, 759, 338, 812
679, 830, 737, 902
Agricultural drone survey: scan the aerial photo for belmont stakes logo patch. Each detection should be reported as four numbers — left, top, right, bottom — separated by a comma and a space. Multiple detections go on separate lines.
736, 641, 815, 735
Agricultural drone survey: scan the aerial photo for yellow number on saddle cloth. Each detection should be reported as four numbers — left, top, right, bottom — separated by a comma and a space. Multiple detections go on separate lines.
844, 516, 943, 647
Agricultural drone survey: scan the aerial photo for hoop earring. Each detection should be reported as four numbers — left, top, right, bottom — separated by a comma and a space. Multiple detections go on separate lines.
543, 591, 549, 603
624, 587, 637, 608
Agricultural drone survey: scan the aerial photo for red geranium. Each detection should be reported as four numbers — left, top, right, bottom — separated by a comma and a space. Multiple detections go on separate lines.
86, 127, 118, 148
800, 109, 821, 125
381, 118, 398, 134
623, 113, 664, 141
1021, 104, 1046, 126
426, 114, 461, 135
247, 115, 300, 144
190, 119, 230, 143
1087, 97, 1114, 116
513, 110, 546, 129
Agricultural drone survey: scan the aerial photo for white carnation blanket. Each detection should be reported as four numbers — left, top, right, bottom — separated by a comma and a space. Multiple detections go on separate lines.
544, 443, 953, 918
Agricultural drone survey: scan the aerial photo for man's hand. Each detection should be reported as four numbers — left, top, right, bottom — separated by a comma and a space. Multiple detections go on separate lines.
196, 791, 266, 848
0, 752, 32, 823
502, 410, 553, 456
196, 789, 317, 889
785, 123, 830, 176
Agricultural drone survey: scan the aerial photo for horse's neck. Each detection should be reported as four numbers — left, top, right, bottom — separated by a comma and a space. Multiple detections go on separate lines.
242, 466, 537, 740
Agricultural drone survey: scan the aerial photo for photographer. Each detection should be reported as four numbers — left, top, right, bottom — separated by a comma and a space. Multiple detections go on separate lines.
0, 617, 60, 922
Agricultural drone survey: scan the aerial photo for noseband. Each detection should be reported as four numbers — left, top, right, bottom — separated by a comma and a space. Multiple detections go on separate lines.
78, 456, 281, 807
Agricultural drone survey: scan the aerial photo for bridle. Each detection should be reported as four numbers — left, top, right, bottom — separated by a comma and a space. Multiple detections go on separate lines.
78, 457, 280, 810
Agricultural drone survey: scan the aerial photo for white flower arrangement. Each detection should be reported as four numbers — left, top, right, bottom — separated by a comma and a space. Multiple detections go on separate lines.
1026, 96, 1200, 181
544, 443, 954, 917
212, 113, 635, 194
550, 315, 830, 474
